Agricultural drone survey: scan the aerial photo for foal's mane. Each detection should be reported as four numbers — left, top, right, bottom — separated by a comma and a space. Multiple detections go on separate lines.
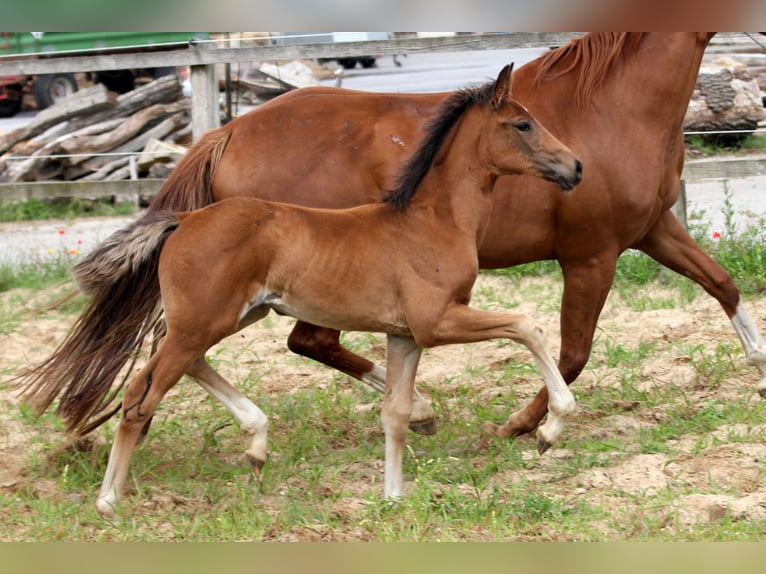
383, 80, 497, 210
533, 32, 646, 106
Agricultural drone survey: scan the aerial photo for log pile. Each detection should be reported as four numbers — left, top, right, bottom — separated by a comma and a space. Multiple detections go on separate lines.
0, 75, 190, 183
686, 57, 766, 143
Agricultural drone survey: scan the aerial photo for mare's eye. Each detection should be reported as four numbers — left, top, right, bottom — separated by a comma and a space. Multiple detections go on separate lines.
514, 121, 531, 133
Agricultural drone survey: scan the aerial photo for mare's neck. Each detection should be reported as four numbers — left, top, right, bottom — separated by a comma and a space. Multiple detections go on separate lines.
630, 33, 713, 121
522, 33, 714, 127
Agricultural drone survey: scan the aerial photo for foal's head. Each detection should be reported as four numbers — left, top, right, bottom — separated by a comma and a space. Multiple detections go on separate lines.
384, 64, 582, 210
486, 64, 582, 191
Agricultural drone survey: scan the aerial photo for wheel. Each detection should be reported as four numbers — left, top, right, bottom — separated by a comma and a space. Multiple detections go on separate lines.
359, 57, 377, 69
337, 58, 358, 69
0, 98, 21, 117
34, 73, 78, 109
95, 70, 135, 94
150, 67, 176, 79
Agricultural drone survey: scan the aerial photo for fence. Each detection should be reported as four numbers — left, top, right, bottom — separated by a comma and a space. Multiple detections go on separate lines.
1, 32, 765, 206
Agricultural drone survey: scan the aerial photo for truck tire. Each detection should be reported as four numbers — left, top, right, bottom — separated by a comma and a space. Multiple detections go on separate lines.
34, 73, 79, 109
337, 57, 358, 69
95, 70, 135, 94
150, 67, 176, 79
0, 98, 22, 118
359, 57, 377, 68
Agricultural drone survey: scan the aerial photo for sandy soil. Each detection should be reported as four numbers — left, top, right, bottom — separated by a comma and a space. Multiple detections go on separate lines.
1, 274, 765, 539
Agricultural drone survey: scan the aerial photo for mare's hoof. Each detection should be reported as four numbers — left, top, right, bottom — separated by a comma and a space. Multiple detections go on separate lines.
247, 455, 266, 477
758, 385, 766, 400
537, 437, 552, 456
409, 417, 437, 436
480, 421, 500, 437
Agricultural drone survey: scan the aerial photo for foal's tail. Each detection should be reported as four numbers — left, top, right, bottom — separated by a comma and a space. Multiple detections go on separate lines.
16, 213, 180, 436
16, 122, 232, 435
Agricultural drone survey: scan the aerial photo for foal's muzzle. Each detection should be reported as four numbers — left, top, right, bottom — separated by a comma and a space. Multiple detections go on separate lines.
557, 158, 582, 191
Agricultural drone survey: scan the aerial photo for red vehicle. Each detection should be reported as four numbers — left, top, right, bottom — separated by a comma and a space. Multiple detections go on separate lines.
0, 73, 25, 117
0, 32, 207, 117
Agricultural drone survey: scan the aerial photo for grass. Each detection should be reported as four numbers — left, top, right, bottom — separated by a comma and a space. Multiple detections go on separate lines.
2, 200, 766, 541
685, 133, 766, 156
0, 256, 73, 294
3, 271, 766, 542
0, 197, 138, 223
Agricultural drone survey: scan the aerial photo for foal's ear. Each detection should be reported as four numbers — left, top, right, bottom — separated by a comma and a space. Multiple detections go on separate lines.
492, 63, 514, 110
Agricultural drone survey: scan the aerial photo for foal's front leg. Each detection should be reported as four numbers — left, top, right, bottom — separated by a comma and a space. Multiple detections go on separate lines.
421, 304, 576, 452
287, 321, 437, 434
381, 335, 422, 498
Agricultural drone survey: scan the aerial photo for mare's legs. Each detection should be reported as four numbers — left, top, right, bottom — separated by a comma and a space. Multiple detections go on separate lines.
381, 335, 421, 498
499, 209, 766, 440
420, 305, 577, 451
186, 358, 269, 472
635, 210, 766, 394
96, 334, 201, 517
287, 320, 436, 434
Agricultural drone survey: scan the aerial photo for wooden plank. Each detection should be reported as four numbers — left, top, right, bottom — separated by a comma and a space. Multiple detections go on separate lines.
190, 63, 219, 140
0, 32, 756, 78
1, 154, 765, 204
0, 179, 164, 201
0, 33, 581, 76
682, 155, 766, 180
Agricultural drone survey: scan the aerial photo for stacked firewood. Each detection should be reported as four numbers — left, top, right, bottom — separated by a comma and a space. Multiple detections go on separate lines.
0, 75, 190, 183
686, 58, 765, 135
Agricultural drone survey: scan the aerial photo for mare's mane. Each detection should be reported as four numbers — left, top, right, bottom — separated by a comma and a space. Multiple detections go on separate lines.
533, 32, 646, 106
383, 80, 497, 210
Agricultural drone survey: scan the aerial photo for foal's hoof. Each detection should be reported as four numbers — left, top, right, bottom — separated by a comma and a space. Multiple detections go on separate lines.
537, 437, 552, 456
96, 496, 119, 519
758, 384, 766, 400
409, 417, 437, 436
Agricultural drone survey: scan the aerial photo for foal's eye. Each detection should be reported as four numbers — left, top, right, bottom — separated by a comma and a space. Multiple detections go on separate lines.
514, 121, 531, 133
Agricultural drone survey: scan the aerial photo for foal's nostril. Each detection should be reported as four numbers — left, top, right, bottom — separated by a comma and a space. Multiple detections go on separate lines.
574, 159, 583, 182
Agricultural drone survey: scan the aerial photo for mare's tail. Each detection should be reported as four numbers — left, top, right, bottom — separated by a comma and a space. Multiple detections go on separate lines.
16, 213, 180, 435
148, 125, 232, 212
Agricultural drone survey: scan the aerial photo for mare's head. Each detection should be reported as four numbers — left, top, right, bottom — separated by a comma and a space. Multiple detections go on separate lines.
486, 64, 582, 191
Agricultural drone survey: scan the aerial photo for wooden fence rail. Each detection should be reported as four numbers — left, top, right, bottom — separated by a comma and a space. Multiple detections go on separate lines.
1, 155, 765, 203
0, 179, 163, 201
0, 32, 756, 138
0, 32, 763, 203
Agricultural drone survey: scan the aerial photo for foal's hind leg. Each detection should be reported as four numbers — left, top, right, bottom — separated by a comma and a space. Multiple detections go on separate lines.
135, 320, 168, 446
636, 211, 766, 395
96, 339, 200, 517
186, 357, 269, 474
287, 321, 437, 434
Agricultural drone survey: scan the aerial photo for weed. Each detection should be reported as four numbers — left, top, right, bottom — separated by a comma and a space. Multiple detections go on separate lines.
0, 197, 138, 223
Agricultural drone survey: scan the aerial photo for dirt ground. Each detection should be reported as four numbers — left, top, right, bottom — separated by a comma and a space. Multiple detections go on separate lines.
1, 273, 765, 539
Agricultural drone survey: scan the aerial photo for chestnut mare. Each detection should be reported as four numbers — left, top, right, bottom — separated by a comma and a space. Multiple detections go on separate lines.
19, 66, 582, 515
145, 32, 766, 434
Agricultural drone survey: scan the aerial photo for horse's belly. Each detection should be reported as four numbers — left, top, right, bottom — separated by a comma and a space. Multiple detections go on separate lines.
271, 298, 411, 336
